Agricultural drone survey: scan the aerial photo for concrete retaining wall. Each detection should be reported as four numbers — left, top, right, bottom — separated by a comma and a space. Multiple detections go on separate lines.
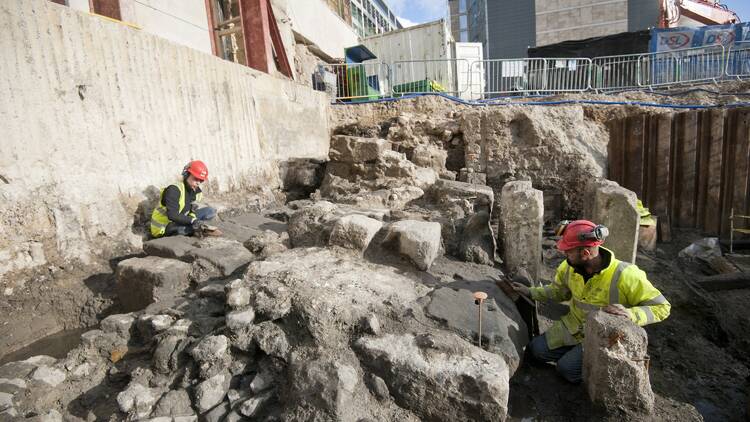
0, 0, 330, 279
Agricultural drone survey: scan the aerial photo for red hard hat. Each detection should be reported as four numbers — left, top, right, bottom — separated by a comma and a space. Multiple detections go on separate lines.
556, 220, 604, 251
186, 160, 208, 181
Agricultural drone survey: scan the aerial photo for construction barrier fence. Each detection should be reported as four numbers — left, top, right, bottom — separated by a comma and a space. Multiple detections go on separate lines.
319, 44, 750, 102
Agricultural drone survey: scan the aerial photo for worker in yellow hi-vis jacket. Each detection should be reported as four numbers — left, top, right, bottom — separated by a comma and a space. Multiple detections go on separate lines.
511, 220, 670, 383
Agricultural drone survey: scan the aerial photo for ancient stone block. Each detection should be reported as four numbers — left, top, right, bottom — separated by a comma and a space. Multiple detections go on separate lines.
499, 181, 544, 281
142, 236, 198, 261
187, 239, 254, 277
329, 214, 383, 252
383, 220, 442, 271
583, 311, 654, 415
355, 332, 509, 421
115, 256, 192, 312
330, 136, 391, 163
431, 179, 494, 213
588, 180, 639, 263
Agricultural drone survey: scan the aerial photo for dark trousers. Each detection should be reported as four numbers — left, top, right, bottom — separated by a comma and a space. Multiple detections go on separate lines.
528, 334, 583, 383
164, 206, 216, 237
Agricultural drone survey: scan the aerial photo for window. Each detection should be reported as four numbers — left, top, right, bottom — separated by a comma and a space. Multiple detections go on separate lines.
91, 0, 121, 20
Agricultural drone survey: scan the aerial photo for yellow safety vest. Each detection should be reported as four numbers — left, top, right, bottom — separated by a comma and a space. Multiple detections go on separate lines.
149, 182, 202, 238
530, 247, 670, 350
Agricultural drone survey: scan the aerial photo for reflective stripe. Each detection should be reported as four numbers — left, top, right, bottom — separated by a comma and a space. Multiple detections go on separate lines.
608, 262, 631, 304
638, 294, 667, 306
150, 220, 167, 229
638, 306, 656, 324
572, 299, 600, 312
543, 285, 554, 299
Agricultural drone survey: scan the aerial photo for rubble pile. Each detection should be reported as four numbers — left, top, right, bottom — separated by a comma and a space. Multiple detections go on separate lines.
0, 207, 528, 420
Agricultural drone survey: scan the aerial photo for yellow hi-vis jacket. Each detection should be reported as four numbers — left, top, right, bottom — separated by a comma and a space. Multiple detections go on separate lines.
529, 247, 670, 350
149, 182, 202, 238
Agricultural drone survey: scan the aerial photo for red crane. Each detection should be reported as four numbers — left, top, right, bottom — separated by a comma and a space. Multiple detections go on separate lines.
661, 0, 740, 28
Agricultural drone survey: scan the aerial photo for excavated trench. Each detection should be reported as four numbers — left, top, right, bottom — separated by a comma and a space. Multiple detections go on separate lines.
1, 95, 748, 421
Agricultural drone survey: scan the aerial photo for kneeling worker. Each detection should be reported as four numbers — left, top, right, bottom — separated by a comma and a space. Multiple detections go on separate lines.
512, 220, 670, 383
150, 160, 217, 238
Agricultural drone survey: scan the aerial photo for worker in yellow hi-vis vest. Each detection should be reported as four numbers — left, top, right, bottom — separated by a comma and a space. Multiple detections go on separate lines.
511, 220, 670, 383
150, 160, 217, 238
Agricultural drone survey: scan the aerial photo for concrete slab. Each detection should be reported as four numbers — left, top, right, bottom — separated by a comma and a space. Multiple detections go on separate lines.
143, 236, 199, 261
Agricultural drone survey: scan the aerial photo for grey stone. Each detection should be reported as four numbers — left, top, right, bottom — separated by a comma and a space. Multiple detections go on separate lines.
0, 378, 26, 394
153, 334, 189, 374
243, 230, 290, 259
100, 313, 136, 340
149, 315, 175, 333
115, 256, 192, 312
355, 332, 509, 421
329, 214, 383, 252
188, 240, 254, 277
233, 321, 289, 359
226, 279, 251, 310
583, 311, 654, 414
198, 283, 226, 299
360, 314, 381, 336
202, 400, 230, 422
143, 236, 199, 260
365, 373, 389, 401
457, 210, 496, 266
383, 220, 442, 270
458, 169, 487, 185
287, 360, 360, 419
330, 135, 391, 163
0, 361, 36, 379
431, 179, 494, 214
30, 365, 66, 387
80, 330, 126, 357
190, 335, 230, 379
411, 144, 447, 172
238, 390, 273, 417
117, 382, 157, 420
226, 309, 256, 332
499, 181, 544, 281
425, 287, 527, 373
588, 180, 639, 264
194, 371, 231, 413
249, 368, 275, 394
288, 201, 337, 247
152, 389, 194, 417
0, 392, 12, 411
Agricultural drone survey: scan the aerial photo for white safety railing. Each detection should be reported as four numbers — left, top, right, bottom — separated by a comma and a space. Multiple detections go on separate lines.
469, 58, 591, 98
726, 42, 750, 79
390, 59, 468, 96
641, 45, 726, 88
315, 62, 390, 102
591, 54, 645, 92
319, 44, 745, 102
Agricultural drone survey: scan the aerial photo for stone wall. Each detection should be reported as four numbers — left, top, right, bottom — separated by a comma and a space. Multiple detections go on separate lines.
0, 0, 330, 281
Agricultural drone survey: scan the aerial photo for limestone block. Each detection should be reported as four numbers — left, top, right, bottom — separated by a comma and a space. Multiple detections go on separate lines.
117, 382, 158, 420
187, 238, 254, 277
355, 332, 509, 421
329, 214, 383, 252
288, 201, 338, 247
383, 221, 442, 271
458, 168, 487, 185
431, 179, 494, 213
583, 311, 654, 414
457, 210, 496, 266
330, 135, 391, 163
588, 180, 639, 263
116, 256, 192, 312
142, 236, 198, 261
151, 389, 194, 417
100, 313, 136, 341
30, 366, 66, 387
411, 144, 447, 172
238, 391, 272, 417
499, 181, 544, 281
194, 371, 231, 413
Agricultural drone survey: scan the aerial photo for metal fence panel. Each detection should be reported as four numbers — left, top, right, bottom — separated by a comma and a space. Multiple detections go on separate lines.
591, 54, 645, 92
469, 58, 591, 98
642, 45, 726, 88
390, 59, 467, 96
315, 62, 391, 102
727, 42, 750, 79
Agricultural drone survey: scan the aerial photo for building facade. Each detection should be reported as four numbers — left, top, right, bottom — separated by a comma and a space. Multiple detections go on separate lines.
454, 0, 661, 59
325, 0, 402, 38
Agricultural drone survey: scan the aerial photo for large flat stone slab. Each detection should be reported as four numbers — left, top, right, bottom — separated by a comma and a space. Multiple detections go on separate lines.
330, 135, 391, 163
143, 236, 199, 261
425, 286, 527, 373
